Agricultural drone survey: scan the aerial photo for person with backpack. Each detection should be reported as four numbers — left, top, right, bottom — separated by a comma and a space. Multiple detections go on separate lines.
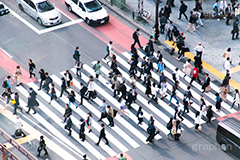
28, 59, 36, 78
107, 105, 114, 127
146, 121, 159, 143
166, 117, 173, 137
118, 153, 127, 160
73, 46, 80, 63
26, 88, 37, 114
178, 1, 188, 20
186, 11, 196, 32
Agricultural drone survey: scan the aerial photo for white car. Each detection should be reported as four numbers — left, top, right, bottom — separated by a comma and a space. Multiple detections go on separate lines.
65, 0, 109, 25
17, 0, 61, 26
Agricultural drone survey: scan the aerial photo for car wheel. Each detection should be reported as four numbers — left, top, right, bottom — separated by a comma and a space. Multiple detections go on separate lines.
220, 143, 227, 152
19, 4, 24, 12
68, 6, 72, 12
85, 18, 90, 25
37, 18, 42, 25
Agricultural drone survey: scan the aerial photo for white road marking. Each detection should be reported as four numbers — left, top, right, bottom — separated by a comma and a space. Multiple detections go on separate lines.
0, 47, 13, 58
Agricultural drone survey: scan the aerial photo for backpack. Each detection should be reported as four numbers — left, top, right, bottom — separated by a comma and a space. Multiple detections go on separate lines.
172, 73, 176, 81
2, 80, 7, 88
92, 64, 96, 70
183, 4, 188, 12
113, 109, 118, 117
166, 121, 173, 130
106, 45, 109, 52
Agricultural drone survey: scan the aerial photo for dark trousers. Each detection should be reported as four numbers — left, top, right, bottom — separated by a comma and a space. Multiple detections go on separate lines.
60, 88, 69, 97
66, 80, 71, 88
38, 146, 48, 155
29, 69, 35, 78
79, 131, 85, 141
146, 132, 159, 142
43, 85, 50, 93
113, 89, 119, 97
107, 116, 114, 126
133, 39, 142, 48
179, 11, 188, 19
160, 24, 165, 33
174, 111, 184, 121
27, 105, 36, 113
232, 32, 239, 39
178, 48, 189, 59
13, 104, 22, 114
80, 94, 89, 105
196, 51, 202, 60
190, 76, 201, 85
104, 51, 109, 60
66, 127, 72, 135
39, 79, 44, 89
182, 106, 189, 116
226, 14, 231, 24
76, 68, 81, 77
99, 112, 107, 121
97, 135, 109, 145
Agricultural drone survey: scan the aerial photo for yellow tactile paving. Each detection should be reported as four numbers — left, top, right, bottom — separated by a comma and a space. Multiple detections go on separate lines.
165, 40, 240, 89
4, 135, 36, 149
221, 65, 240, 75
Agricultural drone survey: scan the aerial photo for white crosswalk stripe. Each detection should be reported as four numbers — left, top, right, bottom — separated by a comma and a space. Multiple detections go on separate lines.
12, 49, 239, 160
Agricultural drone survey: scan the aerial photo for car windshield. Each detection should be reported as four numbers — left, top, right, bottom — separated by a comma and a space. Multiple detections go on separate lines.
84, 0, 102, 12
36, 1, 54, 13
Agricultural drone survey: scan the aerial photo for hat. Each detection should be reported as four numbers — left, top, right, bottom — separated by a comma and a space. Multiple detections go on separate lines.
180, 32, 184, 35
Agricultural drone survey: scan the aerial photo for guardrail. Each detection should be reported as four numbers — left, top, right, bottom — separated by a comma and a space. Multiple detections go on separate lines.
0, 144, 19, 160
0, 128, 38, 160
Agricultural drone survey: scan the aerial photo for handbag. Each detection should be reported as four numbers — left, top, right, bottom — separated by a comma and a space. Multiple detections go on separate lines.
12, 99, 16, 105
223, 53, 226, 58
205, 85, 211, 92
70, 81, 73, 86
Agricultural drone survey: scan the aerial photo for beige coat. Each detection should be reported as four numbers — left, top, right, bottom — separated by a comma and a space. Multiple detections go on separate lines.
220, 86, 227, 101
108, 107, 114, 118
183, 62, 192, 76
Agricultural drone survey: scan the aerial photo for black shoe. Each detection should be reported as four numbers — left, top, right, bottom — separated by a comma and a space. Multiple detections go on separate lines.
26, 112, 29, 114
98, 119, 102, 122
13, 113, 16, 115
95, 143, 99, 146
105, 142, 109, 145
81, 139, 85, 142
44, 152, 48, 155
89, 129, 92, 133
68, 134, 71, 136
33, 112, 37, 114
110, 125, 114, 127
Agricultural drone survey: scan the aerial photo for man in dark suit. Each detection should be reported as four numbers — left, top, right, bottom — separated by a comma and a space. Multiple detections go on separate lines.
63, 104, 72, 123
132, 28, 142, 49
202, 73, 210, 93
146, 121, 159, 143
37, 135, 48, 157
73, 46, 80, 62
96, 124, 109, 145
148, 36, 154, 55
38, 69, 45, 90
79, 118, 85, 141
43, 72, 52, 93
118, 80, 127, 101
26, 88, 37, 114
232, 19, 239, 40
65, 116, 72, 136
147, 58, 153, 71
225, 3, 232, 25
79, 83, 88, 105
60, 77, 69, 97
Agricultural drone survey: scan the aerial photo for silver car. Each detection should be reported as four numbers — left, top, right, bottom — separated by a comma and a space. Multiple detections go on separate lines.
17, 0, 61, 26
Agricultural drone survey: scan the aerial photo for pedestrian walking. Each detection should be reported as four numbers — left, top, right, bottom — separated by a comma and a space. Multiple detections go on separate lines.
118, 153, 127, 160
185, 86, 193, 104
15, 66, 22, 86
194, 111, 201, 132
79, 118, 85, 141
79, 83, 88, 105
164, 3, 172, 19
120, 97, 128, 116
215, 93, 222, 112
63, 104, 72, 123
231, 89, 239, 109
98, 99, 107, 122
93, 61, 102, 79
107, 105, 114, 127
42, 72, 52, 94
112, 77, 120, 97
222, 73, 230, 92
171, 119, 182, 140
206, 105, 213, 123
160, 80, 167, 99
136, 106, 144, 126
225, 3, 232, 25
148, 83, 158, 104
83, 154, 88, 160
186, 11, 196, 32
49, 83, 58, 104
157, 60, 165, 74
75, 60, 82, 78
38, 69, 45, 90
232, 19, 239, 40
183, 59, 192, 77
104, 41, 113, 60
13, 115, 26, 137
118, 80, 127, 101
223, 47, 232, 64
168, 85, 179, 105
3, 88, 12, 110
166, 117, 173, 137
96, 124, 109, 145
145, 77, 152, 98
160, 15, 167, 34
213, 0, 220, 21
148, 114, 154, 126
219, 84, 227, 102
132, 28, 142, 49
194, 55, 202, 73
87, 76, 95, 100
60, 77, 69, 97
126, 89, 134, 109
202, 73, 210, 93
181, 94, 189, 117
26, 88, 37, 114
64, 70, 73, 88
178, 1, 188, 20
166, 21, 173, 41
12, 92, 23, 115
146, 121, 159, 143
159, 71, 166, 86
177, 37, 189, 60
148, 36, 154, 55
28, 59, 36, 78
195, 42, 204, 60
190, 65, 202, 85
86, 112, 92, 133
73, 46, 80, 62
65, 116, 72, 136
174, 102, 184, 121
37, 136, 48, 157
68, 90, 78, 108
223, 57, 231, 74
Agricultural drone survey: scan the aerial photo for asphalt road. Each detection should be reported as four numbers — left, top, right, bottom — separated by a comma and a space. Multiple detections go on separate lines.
0, 0, 238, 159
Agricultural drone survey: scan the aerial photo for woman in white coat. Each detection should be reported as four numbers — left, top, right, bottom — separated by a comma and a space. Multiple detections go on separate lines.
231, 89, 239, 109
194, 111, 201, 132
183, 59, 192, 78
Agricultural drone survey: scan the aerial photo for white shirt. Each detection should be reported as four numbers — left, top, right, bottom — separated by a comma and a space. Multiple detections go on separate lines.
15, 118, 23, 130
88, 81, 94, 91
224, 60, 230, 70
152, 86, 159, 96
121, 99, 126, 107
195, 45, 204, 53
220, 0, 227, 10
108, 43, 113, 51
195, 115, 201, 124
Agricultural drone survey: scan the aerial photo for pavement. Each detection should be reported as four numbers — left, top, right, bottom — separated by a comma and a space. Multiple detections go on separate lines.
0, 0, 239, 160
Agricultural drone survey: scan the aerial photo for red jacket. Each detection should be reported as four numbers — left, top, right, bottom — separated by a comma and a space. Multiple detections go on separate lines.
192, 67, 199, 78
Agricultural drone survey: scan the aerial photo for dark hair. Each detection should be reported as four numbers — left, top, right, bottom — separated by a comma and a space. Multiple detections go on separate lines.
101, 123, 104, 127
187, 86, 191, 90
107, 105, 110, 108
227, 47, 231, 52
103, 99, 105, 102
195, 111, 200, 117
109, 41, 113, 44
80, 118, 84, 122
88, 112, 92, 117
136, 28, 140, 31
175, 68, 178, 71
76, 46, 79, 49
15, 92, 18, 95
205, 73, 209, 76
40, 135, 44, 139
7, 75, 11, 79
215, 93, 219, 96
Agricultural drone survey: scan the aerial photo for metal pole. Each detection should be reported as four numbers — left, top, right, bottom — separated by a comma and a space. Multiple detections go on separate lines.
155, 0, 160, 42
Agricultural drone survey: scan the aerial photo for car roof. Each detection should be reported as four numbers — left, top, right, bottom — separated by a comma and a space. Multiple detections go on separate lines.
31, 0, 49, 4
218, 118, 240, 137
80, 0, 96, 4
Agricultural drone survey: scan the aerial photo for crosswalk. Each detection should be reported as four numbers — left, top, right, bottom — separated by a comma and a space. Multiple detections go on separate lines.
12, 50, 238, 160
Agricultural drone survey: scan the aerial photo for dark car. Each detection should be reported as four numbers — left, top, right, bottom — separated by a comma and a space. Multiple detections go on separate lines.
216, 117, 240, 159
0, 3, 10, 16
